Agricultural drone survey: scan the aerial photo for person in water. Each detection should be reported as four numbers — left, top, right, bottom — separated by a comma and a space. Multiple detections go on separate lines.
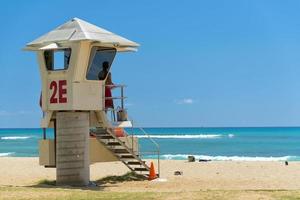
98, 62, 114, 110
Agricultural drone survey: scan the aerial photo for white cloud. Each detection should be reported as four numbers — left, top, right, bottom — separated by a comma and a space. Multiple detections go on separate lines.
0, 111, 12, 116
175, 98, 195, 105
125, 103, 134, 107
0, 110, 35, 116
17, 110, 33, 115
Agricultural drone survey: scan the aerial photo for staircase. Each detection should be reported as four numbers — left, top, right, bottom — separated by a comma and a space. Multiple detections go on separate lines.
92, 127, 153, 178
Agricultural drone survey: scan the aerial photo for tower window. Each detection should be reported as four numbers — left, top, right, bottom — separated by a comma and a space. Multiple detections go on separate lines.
44, 48, 71, 70
86, 47, 116, 80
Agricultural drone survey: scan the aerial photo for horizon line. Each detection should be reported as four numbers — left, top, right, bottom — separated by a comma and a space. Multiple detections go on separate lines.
0, 126, 300, 129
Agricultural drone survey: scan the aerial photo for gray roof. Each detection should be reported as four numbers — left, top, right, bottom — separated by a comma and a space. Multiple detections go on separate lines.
26, 18, 139, 50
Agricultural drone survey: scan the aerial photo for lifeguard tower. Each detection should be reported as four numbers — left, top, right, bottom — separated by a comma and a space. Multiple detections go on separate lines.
24, 18, 159, 186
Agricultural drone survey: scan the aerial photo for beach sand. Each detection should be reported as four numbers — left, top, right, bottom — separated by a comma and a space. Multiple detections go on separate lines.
0, 157, 300, 192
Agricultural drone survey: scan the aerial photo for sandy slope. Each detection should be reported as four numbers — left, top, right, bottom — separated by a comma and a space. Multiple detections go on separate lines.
0, 157, 300, 191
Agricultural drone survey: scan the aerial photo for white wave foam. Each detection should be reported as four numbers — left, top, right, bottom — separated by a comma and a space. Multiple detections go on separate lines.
159, 154, 296, 161
136, 134, 222, 139
0, 136, 31, 140
0, 152, 14, 157
228, 134, 235, 138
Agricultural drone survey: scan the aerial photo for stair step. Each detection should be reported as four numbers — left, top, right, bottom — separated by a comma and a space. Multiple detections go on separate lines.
95, 132, 109, 136
120, 155, 136, 159
107, 142, 121, 146
134, 167, 149, 172
112, 149, 129, 154
127, 161, 145, 165
97, 135, 114, 139
145, 173, 159, 177
93, 128, 107, 134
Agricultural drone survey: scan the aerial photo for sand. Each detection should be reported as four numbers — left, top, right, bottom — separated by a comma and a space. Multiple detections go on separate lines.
0, 157, 300, 191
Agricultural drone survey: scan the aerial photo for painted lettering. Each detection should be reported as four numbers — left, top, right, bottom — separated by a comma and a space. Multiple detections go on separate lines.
58, 80, 67, 103
49, 81, 58, 103
49, 80, 67, 104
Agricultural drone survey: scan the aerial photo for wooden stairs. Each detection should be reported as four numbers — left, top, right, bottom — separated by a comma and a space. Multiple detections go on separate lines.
92, 127, 153, 178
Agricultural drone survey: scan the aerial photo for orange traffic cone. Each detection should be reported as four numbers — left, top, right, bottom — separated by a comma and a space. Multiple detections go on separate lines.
148, 161, 157, 180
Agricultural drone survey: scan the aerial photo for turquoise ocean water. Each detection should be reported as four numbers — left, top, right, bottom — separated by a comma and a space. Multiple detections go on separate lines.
0, 127, 300, 161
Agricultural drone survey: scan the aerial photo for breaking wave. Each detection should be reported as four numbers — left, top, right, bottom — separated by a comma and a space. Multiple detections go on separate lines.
0, 136, 31, 140
156, 154, 299, 161
135, 134, 222, 139
0, 152, 14, 157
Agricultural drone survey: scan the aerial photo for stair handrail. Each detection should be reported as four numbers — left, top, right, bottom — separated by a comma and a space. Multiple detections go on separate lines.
129, 118, 160, 178
138, 127, 160, 178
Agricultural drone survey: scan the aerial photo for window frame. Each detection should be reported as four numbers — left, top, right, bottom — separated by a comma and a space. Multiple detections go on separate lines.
85, 46, 117, 81
43, 48, 72, 71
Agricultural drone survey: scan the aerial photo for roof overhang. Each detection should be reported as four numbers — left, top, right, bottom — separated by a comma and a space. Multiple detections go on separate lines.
23, 42, 138, 52
24, 18, 139, 52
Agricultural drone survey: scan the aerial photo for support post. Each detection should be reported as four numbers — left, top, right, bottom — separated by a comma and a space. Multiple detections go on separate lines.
56, 112, 90, 186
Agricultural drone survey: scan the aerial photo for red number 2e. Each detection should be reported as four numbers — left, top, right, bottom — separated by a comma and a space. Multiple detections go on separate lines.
49, 80, 67, 104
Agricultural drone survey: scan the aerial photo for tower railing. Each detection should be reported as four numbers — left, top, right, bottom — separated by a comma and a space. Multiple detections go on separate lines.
104, 84, 126, 121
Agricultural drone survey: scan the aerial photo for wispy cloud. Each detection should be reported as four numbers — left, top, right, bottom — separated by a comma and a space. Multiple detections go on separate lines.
175, 98, 195, 105
125, 103, 134, 107
0, 111, 12, 116
0, 110, 35, 116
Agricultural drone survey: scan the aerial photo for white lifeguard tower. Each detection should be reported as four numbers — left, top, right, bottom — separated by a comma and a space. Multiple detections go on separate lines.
24, 18, 159, 186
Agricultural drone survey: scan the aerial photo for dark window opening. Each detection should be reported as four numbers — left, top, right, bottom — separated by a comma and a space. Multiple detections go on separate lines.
44, 48, 71, 70
86, 47, 116, 80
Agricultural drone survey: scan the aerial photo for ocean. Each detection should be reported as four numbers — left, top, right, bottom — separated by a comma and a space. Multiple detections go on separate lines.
0, 127, 300, 161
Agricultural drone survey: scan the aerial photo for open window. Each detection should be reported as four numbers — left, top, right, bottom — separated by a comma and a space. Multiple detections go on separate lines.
86, 47, 117, 80
44, 48, 71, 71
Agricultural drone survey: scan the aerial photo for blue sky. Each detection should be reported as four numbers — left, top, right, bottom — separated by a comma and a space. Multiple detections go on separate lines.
0, 0, 300, 127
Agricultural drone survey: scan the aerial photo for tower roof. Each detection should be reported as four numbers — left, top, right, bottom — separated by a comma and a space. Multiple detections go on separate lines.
25, 18, 139, 51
